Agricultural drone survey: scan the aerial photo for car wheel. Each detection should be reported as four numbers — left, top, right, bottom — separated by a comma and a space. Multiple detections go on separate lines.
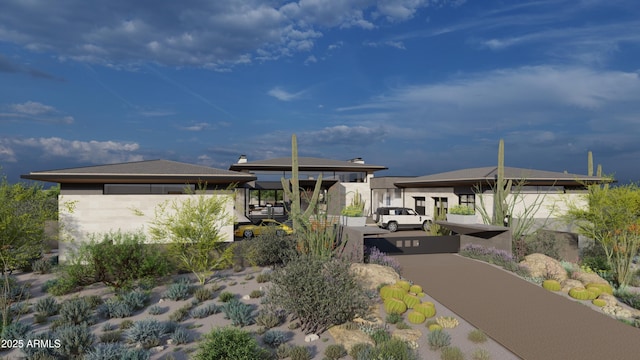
243, 230, 254, 238
387, 221, 398, 232
276, 229, 285, 236
422, 220, 432, 231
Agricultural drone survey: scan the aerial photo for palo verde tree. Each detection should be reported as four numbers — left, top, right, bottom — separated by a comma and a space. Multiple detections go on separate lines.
149, 185, 235, 284
565, 183, 640, 288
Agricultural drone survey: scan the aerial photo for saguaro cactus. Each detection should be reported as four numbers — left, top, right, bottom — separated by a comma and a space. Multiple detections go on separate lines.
588, 151, 594, 176
280, 134, 323, 233
492, 139, 512, 226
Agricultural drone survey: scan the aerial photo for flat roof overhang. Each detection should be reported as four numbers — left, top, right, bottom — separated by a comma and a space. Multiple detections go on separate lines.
394, 178, 609, 188
20, 174, 257, 184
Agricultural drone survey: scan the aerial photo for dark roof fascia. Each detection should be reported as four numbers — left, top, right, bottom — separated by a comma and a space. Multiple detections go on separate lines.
394, 178, 609, 188
20, 174, 257, 184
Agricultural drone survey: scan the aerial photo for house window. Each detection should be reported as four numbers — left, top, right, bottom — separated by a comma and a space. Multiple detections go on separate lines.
459, 194, 475, 210
433, 197, 448, 217
104, 184, 195, 194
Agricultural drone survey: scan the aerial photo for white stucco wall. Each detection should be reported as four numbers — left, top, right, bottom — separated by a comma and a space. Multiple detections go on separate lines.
58, 193, 235, 260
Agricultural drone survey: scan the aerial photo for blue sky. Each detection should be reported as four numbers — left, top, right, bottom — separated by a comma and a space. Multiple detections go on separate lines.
1, 0, 639, 184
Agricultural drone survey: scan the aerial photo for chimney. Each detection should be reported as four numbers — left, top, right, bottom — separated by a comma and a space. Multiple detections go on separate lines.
349, 157, 364, 164
237, 155, 247, 164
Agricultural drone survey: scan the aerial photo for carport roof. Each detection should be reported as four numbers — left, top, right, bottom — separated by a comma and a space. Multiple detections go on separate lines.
394, 166, 611, 188
21, 159, 257, 184
229, 157, 387, 173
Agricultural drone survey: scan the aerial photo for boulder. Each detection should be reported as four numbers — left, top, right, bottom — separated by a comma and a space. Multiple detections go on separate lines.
602, 305, 633, 319
328, 325, 374, 352
561, 279, 584, 293
519, 254, 568, 282
571, 271, 609, 286
350, 263, 400, 291
304, 334, 319, 342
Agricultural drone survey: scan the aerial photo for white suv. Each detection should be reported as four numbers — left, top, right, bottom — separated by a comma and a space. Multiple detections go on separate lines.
374, 207, 432, 232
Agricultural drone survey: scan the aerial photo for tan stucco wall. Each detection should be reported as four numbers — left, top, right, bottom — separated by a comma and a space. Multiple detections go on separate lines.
58, 193, 234, 260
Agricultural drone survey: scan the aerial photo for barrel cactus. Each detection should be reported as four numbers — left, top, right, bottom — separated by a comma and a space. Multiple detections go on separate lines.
407, 311, 426, 324
569, 287, 597, 300
380, 285, 406, 300
542, 280, 561, 291
428, 324, 442, 332
396, 280, 411, 292
414, 303, 436, 318
409, 284, 422, 294
403, 294, 421, 309
586, 283, 613, 295
592, 299, 607, 307
384, 298, 407, 315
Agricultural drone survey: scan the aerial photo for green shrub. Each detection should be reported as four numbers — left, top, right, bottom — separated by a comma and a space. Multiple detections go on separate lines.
32, 257, 53, 274
54, 324, 96, 358
163, 278, 194, 301
471, 348, 492, 360
83, 230, 170, 290
125, 318, 167, 349
99, 330, 123, 343
262, 329, 288, 348
614, 289, 640, 310
324, 344, 347, 359
449, 205, 475, 215
396, 321, 412, 329
374, 337, 419, 360
119, 319, 134, 329
256, 310, 283, 329
246, 229, 297, 267
46, 275, 80, 296
20, 332, 59, 359
120, 289, 150, 310
1, 321, 31, 340
428, 329, 451, 350
256, 273, 271, 283
194, 287, 213, 302
34, 296, 59, 317
222, 299, 254, 327
468, 329, 487, 343
276, 343, 294, 359
192, 326, 271, 360
288, 345, 312, 360
349, 343, 374, 359
85, 342, 150, 360
169, 304, 192, 322
218, 291, 235, 302
59, 297, 93, 326
249, 289, 264, 298
524, 230, 562, 260
441, 346, 465, 360
98, 298, 133, 319
370, 328, 391, 345
386, 312, 403, 324
264, 255, 371, 334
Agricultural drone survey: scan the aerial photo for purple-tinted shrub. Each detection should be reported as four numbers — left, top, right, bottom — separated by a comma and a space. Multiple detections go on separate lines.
365, 246, 402, 275
460, 244, 529, 276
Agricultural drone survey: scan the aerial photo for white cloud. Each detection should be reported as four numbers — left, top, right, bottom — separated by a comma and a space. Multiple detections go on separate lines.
304, 55, 317, 65
2, 101, 74, 124
180, 122, 210, 131
0, 0, 435, 69
10, 101, 55, 115
267, 87, 305, 101
5, 137, 143, 164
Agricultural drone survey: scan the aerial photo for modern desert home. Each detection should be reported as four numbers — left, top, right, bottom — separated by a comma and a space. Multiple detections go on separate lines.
21, 159, 257, 260
371, 166, 610, 233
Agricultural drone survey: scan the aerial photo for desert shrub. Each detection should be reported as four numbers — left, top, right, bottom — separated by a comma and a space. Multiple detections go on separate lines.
374, 338, 419, 360
163, 278, 194, 301
222, 298, 254, 327
34, 296, 59, 316
396, 321, 412, 329
324, 344, 347, 359
218, 291, 235, 302
119, 319, 134, 329
85, 342, 150, 360
276, 343, 294, 359
32, 257, 53, 274
98, 298, 133, 319
262, 329, 288, 348
190, 303, 220, 319
472, 348, 492, 360
249, 289, 264, 298
365, 246, 402, 275
468, 329, 488, 343
1, 320, 31, 340
256, 273, 271, 283
20, 331, 59, 359
441, 346, 465, 360
246, 229, 297, 267
614, 289, 640, 310
9, 301, 31, 316
428, 329, 451, 350
46, 275, 80, 296
171, 326, 191, 344
192, 326, 271, 360
194, 287, 213, 302
264, 254, 371, 334
169, 304, 192, 322
54, 324, 96, 358
370, 328, 392, 345
349, 343, 374, 359
524, 230, 562, 260
120, 289, 150, 310
147, 305, 167, 315
579, 242, 611, 273
386, 312, 403, 324
288, 321, 300, 330
100, 329, 123, 343
288, 345, 312, 360
460, 244, 528, 275
84, 295, 104, 309
125, 318, 167, 349
59, 297, 93, 326
256, 309, 284, 329
82, 230, 171, 290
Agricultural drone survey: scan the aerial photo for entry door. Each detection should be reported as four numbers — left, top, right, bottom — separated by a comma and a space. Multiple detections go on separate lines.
414, 197, 426, 215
